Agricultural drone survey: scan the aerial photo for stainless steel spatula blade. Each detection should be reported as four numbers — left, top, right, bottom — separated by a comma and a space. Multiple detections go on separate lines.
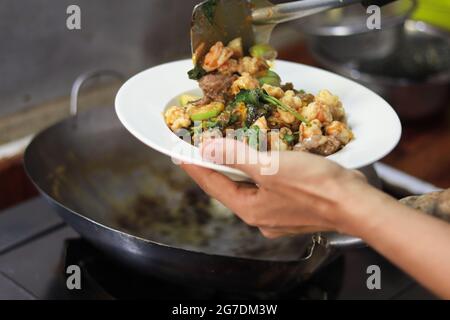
191, 0, 397, 64
190, 0, 258, 64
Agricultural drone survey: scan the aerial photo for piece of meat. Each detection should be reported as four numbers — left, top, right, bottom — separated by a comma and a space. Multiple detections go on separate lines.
311, 136, 342, 156
196, 73, 238, 105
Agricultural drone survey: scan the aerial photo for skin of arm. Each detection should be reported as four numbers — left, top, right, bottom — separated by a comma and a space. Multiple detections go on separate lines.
181, 138, 450, 299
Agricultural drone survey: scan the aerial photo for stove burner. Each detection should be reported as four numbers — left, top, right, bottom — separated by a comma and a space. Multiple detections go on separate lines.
62, 239, 344, 300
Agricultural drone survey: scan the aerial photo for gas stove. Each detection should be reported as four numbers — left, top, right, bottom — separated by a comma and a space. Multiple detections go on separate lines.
0, 192, 437, 300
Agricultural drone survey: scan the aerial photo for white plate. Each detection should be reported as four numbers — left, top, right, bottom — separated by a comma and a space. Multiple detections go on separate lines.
115, 59, 401, 181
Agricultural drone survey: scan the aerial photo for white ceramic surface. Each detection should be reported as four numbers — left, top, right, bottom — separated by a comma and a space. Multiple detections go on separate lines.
116, 59, 402, 180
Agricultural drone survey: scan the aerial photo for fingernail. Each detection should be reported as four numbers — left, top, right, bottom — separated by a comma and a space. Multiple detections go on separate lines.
201, 139, 224, 163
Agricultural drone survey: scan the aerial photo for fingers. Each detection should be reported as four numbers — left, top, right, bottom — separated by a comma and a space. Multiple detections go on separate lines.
181, 163, 335, 239
200, 138, 338, 185
200, 139, 273, 181
184, 139, 357, 240
180, 163, 258, 213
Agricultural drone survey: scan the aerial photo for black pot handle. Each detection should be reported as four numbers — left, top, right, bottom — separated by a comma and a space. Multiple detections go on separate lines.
324, 233, 366, 249
70, 70, 125, 117
301, 233, 365, 265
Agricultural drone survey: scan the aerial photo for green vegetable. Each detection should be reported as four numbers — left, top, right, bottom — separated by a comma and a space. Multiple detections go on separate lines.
179, 94, 200, 107
249, 44, 277, 60
247, 125, 260, 150
202, 0, 218, 23
281, 83, 305, 95
229, 113, 240, 125
206, 111, 232, 129
188, 102, 224, 121
233, 89, 260, 106
245, 104, 258, 127
258, 70, 281, 87
262, 93, 308, 125
187, 65, 207, 80
191, 124, 203, 136
205, 119, 218, 128
232, 89, 308, 125
283, 134, 295, 144
245, 103, 272, 127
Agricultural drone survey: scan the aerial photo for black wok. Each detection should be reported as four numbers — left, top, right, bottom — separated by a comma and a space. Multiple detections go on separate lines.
24, 73, 365, 293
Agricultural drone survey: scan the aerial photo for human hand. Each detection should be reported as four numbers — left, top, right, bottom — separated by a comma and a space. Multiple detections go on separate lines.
181, 138, 389, 238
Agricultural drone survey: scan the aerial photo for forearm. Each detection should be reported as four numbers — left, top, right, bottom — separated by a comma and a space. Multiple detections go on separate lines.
343, 187, 450, 299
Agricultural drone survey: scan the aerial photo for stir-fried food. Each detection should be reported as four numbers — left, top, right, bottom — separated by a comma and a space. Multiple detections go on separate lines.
164, 39, 353, 156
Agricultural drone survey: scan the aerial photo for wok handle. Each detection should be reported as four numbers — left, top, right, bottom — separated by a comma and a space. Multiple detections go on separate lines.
322, 233, 366, 250
301, 233, 365, 264
70, 70, 125, 117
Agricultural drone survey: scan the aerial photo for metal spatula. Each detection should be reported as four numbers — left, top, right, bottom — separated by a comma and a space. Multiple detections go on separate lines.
191, 0, 397, 62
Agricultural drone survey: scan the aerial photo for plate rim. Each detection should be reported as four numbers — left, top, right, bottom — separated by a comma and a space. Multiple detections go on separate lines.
115, 59, 402, 178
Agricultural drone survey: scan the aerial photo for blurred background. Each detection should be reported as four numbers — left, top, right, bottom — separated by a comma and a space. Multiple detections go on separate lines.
0, 0, 449, 210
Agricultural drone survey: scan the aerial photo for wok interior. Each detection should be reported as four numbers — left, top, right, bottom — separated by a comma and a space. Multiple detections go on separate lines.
28, 108, 311, 261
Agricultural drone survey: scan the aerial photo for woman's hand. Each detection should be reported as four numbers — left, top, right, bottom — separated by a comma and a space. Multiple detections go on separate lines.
181, 138, 389, 238
181, 138, 450, 298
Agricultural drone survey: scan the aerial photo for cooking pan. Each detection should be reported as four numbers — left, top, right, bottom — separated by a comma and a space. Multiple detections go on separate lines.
24, 71, 365, 293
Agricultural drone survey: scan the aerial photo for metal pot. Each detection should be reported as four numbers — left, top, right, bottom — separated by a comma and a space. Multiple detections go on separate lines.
298, 0, 417, 61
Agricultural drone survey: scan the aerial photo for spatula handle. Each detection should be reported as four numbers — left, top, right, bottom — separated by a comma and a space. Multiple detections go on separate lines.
253, 0, 397, 25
